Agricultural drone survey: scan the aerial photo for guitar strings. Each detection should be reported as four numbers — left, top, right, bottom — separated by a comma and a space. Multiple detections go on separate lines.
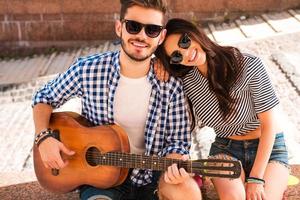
85, 152, 236, 174
85, 153, 236, 175
86, 152, 235, 167
85, 152, 190, 169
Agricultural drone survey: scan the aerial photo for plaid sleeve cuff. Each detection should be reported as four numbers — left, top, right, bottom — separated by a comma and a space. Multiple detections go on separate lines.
31, 60, 83, 108
160, 143, 190, 157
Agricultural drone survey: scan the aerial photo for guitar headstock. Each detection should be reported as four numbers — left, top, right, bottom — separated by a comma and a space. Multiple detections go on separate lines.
191, 158, 241, 178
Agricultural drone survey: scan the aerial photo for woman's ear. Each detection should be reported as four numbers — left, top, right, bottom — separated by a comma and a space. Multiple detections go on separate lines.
115, 20, 122, 37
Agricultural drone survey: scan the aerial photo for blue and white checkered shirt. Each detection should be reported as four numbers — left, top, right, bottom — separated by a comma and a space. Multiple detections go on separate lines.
32, 51, 191, 186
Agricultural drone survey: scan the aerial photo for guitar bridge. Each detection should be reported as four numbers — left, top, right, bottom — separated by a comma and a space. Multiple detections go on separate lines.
51, 168, 59, 176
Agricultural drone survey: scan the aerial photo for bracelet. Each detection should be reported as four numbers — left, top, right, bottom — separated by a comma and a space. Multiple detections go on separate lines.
246, 177, 265, 185
35, 128, 54, 147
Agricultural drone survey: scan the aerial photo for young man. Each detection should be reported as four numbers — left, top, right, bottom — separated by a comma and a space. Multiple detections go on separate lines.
32, 0, 202, 199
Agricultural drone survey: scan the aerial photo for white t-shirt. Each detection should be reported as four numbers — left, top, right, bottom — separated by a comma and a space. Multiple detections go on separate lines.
113, 74, 152, 154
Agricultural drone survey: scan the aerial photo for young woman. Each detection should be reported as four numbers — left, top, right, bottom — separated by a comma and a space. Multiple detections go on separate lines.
155, 18, 289, 200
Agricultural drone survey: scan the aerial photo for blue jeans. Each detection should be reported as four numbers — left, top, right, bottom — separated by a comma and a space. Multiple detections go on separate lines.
209, 133, 289, 177
79, 171, 161, 200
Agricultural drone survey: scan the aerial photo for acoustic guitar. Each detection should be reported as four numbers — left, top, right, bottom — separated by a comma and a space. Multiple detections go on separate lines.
33, 112, 241, 193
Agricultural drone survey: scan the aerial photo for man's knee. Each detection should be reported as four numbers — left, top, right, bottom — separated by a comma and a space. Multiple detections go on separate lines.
158, 177, 202, 200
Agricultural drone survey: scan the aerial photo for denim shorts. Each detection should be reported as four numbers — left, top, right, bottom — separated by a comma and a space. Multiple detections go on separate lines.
209, 133, 289, 177
79, 170, 161, 200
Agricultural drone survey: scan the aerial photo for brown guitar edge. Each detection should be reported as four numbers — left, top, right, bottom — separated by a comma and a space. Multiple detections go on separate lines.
34, 112, 132, 192
33, 142, 72, 193
51, 112, 94, 127
33, 112, 94, 193
52, 112, 131, 188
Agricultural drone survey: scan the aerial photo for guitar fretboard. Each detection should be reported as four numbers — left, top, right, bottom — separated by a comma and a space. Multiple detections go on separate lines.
86, 149, 242, 178
91, 152, 192, 172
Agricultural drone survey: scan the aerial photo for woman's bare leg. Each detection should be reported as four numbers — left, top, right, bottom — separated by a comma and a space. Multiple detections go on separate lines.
263, 162, 289, 200
210, 154, 246, 200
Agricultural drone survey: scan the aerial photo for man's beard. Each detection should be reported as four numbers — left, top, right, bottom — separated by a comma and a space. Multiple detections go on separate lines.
120, 37, 157, 62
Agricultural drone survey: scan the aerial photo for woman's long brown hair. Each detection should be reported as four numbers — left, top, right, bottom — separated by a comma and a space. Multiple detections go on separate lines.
155, 18, 243, 120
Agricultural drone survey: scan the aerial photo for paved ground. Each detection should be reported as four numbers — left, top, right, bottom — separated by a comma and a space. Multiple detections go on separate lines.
0, 9, 300, 199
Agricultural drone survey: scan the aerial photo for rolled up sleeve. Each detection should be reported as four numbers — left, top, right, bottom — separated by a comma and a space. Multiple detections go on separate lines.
32, 60, 83, 108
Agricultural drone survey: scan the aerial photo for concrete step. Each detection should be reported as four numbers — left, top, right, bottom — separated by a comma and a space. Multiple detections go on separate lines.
1, 165, 299, 200
0, 171, 78, 200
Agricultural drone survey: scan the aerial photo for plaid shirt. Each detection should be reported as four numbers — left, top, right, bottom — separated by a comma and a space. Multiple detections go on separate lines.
32, 51, 191, 186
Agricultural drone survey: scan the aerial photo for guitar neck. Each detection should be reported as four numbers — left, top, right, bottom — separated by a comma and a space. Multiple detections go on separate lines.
96, 152, 191, 172
87, 151, 241, 178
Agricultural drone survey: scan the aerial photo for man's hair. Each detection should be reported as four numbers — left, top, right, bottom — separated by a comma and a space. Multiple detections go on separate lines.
120, 0, 168, 21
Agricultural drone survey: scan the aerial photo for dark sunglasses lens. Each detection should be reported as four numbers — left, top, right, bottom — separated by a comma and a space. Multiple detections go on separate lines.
178, 34, 191, 49
145, 25, 162, 38
170, 51, 183, 64
125, 21, 142, 34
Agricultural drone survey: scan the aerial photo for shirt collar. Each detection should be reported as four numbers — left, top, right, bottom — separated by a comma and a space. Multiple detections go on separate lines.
112, 50, 121, 72
112, 51, 161, 92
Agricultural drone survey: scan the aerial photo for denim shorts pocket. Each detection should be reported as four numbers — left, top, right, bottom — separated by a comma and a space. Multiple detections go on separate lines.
269, 133, 289, 166
272, 144, 287, 154
272, 133, 287, 153
211, 138, 231, 150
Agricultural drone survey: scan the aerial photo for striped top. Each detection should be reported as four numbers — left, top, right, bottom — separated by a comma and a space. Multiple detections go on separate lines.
183, 54, 279, 138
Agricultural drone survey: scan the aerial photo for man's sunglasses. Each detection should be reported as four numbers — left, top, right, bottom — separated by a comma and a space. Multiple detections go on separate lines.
122, 19, 164, 38
170, 33, 191, 64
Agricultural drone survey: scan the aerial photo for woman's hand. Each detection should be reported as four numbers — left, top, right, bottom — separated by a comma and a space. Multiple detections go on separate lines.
164, 154, 190, 184
246, 183, 266, 200
153, 58, 169, 82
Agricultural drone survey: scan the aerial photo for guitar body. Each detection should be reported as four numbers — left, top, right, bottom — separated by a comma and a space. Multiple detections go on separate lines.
33, 112, 130, 193
34, 112, 242, 193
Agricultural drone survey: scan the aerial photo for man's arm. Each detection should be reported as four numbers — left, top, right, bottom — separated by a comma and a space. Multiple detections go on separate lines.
33, 103, 75, 169
161, 81, 191, 157
33, 103, 53, 134
162, 80, 192, 184
32, 60, 83, 169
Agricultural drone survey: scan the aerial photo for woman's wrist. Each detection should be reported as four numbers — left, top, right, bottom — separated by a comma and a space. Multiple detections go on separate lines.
245, 177, 265, 185
249, 169, 264, 179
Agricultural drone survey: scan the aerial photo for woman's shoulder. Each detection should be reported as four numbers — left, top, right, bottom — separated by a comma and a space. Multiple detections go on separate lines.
241, 53, 262, 65
232, 53, 265, 88
240, 53, 266, 75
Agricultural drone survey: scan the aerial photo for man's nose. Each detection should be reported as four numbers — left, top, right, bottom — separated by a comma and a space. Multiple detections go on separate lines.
136, 27, 148, 40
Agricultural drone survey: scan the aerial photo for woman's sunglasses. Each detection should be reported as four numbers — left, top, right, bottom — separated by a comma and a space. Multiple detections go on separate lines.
170, 33, 191, 64
122, 19, 164, 38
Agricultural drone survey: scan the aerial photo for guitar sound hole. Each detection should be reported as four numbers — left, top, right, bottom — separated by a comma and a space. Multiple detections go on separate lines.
86, 147, 100, 166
